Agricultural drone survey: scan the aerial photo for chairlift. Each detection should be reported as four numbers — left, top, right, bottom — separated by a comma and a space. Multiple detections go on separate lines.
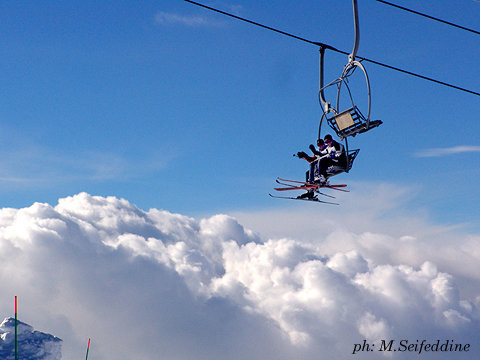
272, 0, 382, 203
317, 0, 382, 173
321, 59, 382, 141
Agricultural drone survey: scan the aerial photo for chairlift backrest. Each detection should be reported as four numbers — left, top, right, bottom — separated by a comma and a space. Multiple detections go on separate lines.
333, 108, 356, 131
345, 148, 359, 172
328, 107, 382, 140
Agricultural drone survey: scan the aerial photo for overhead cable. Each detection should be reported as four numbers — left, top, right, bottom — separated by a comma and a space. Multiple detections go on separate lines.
184, 0, 335, 49
374, 0, 480, 36
184, 0, 480, 97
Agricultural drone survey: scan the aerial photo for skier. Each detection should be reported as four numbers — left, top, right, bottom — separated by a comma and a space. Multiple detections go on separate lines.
296, 138, 328, 199
316, 134, 347, 183
297, 138, 328, 184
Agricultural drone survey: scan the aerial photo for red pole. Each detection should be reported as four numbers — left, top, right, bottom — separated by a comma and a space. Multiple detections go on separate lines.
15, 296, 18, 360
85, 338, 91, 360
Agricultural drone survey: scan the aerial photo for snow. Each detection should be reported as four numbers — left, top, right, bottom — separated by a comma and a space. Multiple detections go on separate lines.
0, 318, 62, 360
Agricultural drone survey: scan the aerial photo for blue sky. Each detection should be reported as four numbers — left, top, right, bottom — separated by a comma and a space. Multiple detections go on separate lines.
0, 0, 479, 228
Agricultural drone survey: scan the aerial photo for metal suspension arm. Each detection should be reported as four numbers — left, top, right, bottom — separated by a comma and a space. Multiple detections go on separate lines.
318, 46, 330, 113
349, 0, 360, 63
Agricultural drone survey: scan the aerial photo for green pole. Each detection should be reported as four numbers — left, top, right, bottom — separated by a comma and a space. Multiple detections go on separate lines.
85, 338, 90, 360
15, 296, 17, 360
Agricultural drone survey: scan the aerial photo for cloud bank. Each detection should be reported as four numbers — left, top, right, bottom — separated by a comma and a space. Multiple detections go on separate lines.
0, 192, 479, 359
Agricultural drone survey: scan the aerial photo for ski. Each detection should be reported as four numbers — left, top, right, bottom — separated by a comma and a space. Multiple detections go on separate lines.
324, 185, 349, 192
276, 179, 304, 187
269, 193, 339, 205
277, 177, 314, 185
274, 185, 318, 191
277, 178, 347, 188
275, 180, 336, 198
314, 191, 336, 199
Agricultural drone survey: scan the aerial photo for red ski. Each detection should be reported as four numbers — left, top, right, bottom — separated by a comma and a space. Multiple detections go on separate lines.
274, 185, 318, 191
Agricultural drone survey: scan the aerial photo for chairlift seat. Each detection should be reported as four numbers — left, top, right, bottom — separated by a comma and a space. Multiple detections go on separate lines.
326, 149, 359, 175
328, 107, 382, 140
306, 149, 360, 182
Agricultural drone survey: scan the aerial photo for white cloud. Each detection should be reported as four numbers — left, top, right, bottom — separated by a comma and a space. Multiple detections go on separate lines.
0, 191, 479, 359
357, 312, 390, 343
415, 145, 480, 157
155, 11, 225, 27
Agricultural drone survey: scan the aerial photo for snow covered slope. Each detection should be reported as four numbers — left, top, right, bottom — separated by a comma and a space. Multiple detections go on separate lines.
0, 317, 62, 360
